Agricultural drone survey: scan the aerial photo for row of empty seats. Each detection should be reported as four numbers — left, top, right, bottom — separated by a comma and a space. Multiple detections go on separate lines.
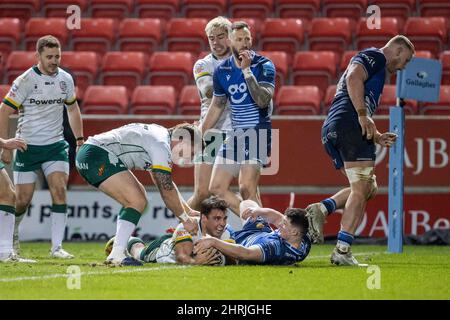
2, 50, 450, 96
0, 16, 449, 58
2, 84, 449, 115
1, 0, 449, 22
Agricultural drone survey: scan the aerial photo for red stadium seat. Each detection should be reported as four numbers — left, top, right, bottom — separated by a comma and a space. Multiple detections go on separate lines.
441, 51, 450, 85
276, 0, 320, 22
422, 86, 450, 115
179, 85, 201, 115
370, 0, 415, 25
61, 51, 99, 92
322, 0, 368, 23
24, 18, 69, 51
292, 51, 337, 95
258, 51, 288, 89
130, 86, 176, 115
324, 85, 337, 113
260, 19, 304, 61
309, 18, 352, 59
276, 85, 322, 115
148, 52, 195, 93
75, 86, 84, 101
0, 19, 22, 55
90, 0, 134, 20
419, 0, 450, 18
166, 18, 208, 55
405, 17, 448, 58
117, 19, 162, 53
0, 85, 11, 100
136, 0, 179, 22
0, 0, 40, 21
42, 0, 88, 17
340, 50, 358, 73
197, 51, 210, 60
229, 0, 274, 21
356, 18, 401, 51
415, 51, 434, 59
99, 52, 147, 96
82, 85, 128, 114
378, 85, 417, 115
71, 19, 117, 55
5, 51, 36, 84
182, 0, 227, 19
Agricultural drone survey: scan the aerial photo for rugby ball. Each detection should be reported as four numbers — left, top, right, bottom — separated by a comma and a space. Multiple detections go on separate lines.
239, 199, 260, 216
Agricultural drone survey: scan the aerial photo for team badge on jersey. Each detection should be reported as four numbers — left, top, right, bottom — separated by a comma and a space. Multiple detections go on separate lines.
59, 81, 67, 93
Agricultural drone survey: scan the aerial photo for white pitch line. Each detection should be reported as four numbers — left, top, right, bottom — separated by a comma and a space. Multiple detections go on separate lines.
307, 251, 385, 260
0, 265, 190, 283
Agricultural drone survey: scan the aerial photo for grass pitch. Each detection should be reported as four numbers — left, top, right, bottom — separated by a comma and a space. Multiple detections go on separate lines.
0, 243, 448, 300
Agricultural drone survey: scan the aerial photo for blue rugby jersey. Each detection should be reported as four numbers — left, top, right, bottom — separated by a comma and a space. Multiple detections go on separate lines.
213, 51, 275, 130
325, 48, 387, 126
234, 218, 311, 265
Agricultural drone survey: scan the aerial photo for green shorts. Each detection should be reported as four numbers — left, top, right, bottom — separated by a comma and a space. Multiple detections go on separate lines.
0, 161, 5, 170
13, 140, 69, 172
75, 144, 127, 188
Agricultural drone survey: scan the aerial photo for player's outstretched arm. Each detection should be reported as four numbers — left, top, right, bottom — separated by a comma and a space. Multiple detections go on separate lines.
151, 171, 198, 234
199, 95, 227, 135
66, 102, 84, 150
195, 238, 263, 263
0, 103, 17, 164
241, 207, 283, 228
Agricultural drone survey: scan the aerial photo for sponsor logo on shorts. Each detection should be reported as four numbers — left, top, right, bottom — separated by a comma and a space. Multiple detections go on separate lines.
75, 161, 88, 170
16, 162, 24, 167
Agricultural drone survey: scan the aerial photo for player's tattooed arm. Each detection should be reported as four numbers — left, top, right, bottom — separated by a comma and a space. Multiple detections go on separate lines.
151, 171, 175, 191
200, 95, 227, 134
244, 76, 274, 109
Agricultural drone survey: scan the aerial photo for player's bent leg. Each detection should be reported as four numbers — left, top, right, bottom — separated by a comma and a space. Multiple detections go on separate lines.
306, 187, 351, 244
331, 162, 375, 266
238, 163, 261, 203
209, 160, 241, 215
187, 163, 213, 210
100, 171, 145, 266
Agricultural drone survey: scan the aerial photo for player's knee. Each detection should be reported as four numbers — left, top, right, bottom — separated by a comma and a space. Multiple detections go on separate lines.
239, 183, 256, 200
15, 194, 32, 211
130, 197, 147, 213
367, 175, 378, 200
0, 185, 15, 204
345, 167, 377, 200
208, 183, 224, 198
195, 186, 210, 202
49, 184, 67, 203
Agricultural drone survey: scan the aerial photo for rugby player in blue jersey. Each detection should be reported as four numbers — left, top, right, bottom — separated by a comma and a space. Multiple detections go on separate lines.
305, 36, 415, 265
194, 200, 311, 265
200, 21, 276, 215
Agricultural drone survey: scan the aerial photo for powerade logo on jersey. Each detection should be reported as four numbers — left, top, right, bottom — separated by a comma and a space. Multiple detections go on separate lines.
29, 98, 65, 105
